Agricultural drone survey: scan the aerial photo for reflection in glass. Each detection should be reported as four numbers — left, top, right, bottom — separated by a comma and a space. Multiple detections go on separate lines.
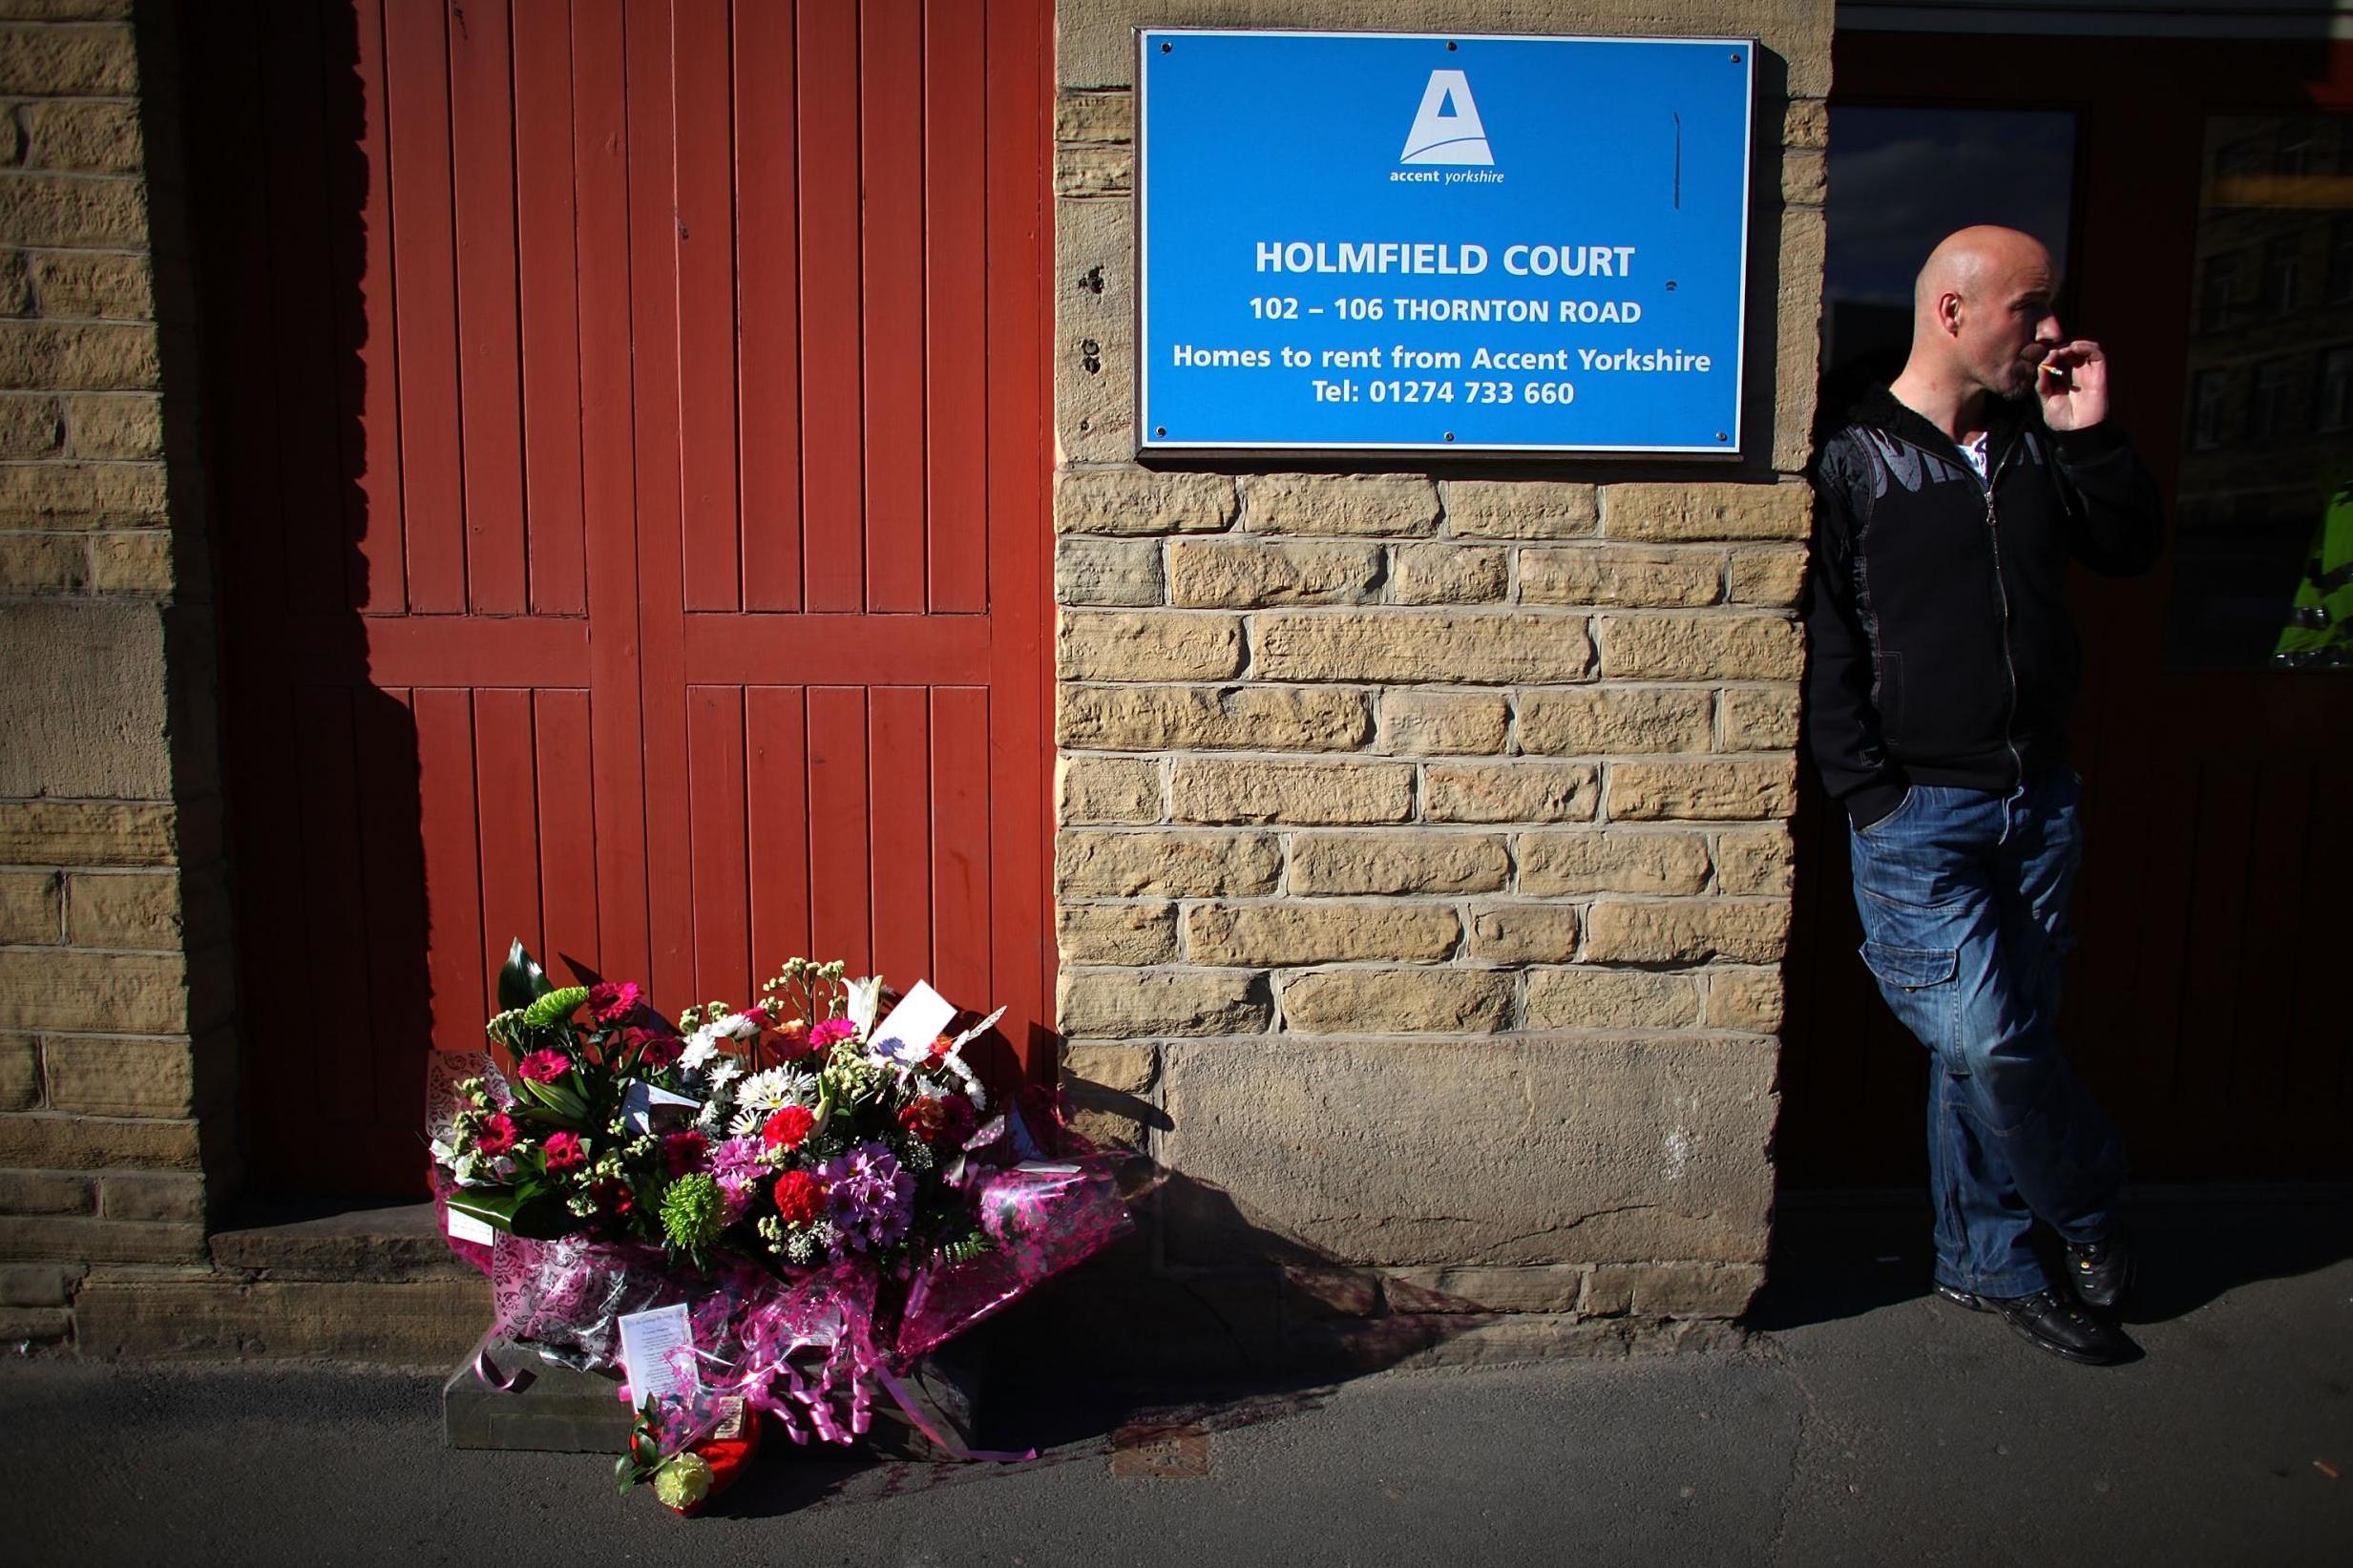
2167, 115, 2353, 669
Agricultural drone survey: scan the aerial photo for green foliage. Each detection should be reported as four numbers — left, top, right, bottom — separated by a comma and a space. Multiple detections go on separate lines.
524, 986, 590, 1027
498, 939, 555, 1012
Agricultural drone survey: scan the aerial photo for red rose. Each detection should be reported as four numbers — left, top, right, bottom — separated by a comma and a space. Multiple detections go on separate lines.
662, 1131, 709, 1177
760, 1105, 815, 1151
771, 1169, 825, 1225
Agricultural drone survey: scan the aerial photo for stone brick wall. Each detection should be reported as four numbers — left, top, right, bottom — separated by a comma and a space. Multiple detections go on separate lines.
0, 0, 233, 1344
1054, 0, 1828, 1357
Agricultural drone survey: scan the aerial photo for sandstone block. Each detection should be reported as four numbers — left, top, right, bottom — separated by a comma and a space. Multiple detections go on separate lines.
1785, 98, 1829, 151
1602, 483, 1811, 542
1281, 968, 1512, 1035
0, 391, 58, 455
0, 459, 163, 526
0, 948, 185, 1034
0, 1305, 70, 1341
0, 1110, 198, 1168
1728, 545, 1808, 607
1243, 473, 1439, 537
0, 530, 84, 590
1466, 902, 1580, 963
1775, 205, 1829, 474
1443, 479, 1596, 539
0, 1168, 90, 1214
0, 1214, 205, 1265
19, 99, 140, 173
1057, 829, 1281, 897
1389, 541, 1505, 605
1289, 830, 1509, 895
1057, 609, 1243, 680
1059, 967, 1271, 1038
0, 868, 59, 943
1060, 684, 1372, 753
1158, 1036, 1775, 1266
0, 599, 170, 799
28, 250, 152, 320
1062, 1041, 1154, 1098
0, 1033, 35, 1109
1517, 830, 1711, 896
85, 526, 168, 592
1607, 759, 1797, 822
1718, 686, 1801, 752
1597, 613, 1804, 681
1524, 967, 1703, 1029
1712, 826, 1796, 896
0, 22, 137, 94
1054, 143, 1128, 197
1376, 689, 1507, 756
0, 1262, 73, 1307
1518, 688, 1713, 757
1057, 902, 1177, 966
99, 1171, 204, 1223
39, 1035, 194, 1117
1782, 149, 1826, 206
1521, 546, 1720, 608
0, 248, 26, 312
1055, 468, 1236, 535
1187, 902, 1460, 966
74, 1276, 491, 1363
1382, 1264, 1588, 1314
1583, 900, 1792, 964
1056, 535, 1162, 605
64, 868, 177, 947
1057, 755, 1161, 825
0, 800, 175, 865
1706, 968, 1786, 1034
1588, 1261, 1764, 1319
1055, 88, 1131, 144
1255, 611, 1591, 684
1166, 537, 1381, 607
1424, 761, 1598, 824
1170, 758, 1413, 825
0, 171, 145, 248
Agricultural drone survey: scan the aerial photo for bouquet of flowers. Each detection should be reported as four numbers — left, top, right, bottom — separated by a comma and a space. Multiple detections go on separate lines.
429, 941, 1131, 1514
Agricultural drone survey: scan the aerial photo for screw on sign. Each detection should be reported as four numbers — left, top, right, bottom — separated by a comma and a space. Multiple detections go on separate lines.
1109, 1422, 1212, 1477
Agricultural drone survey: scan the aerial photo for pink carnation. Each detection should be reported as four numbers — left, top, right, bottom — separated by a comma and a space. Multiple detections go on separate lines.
810, 1016, 857, 1049
517, 1049, 570, 1083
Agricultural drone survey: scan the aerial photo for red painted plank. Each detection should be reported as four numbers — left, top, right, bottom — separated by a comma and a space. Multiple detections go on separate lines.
808, 686, 873, 974
862, 0, 926, 612
572, 0, 651, 986
746, 687, 813, 972
868, 685, 932, 992
413, 688, 487, 1052
263, 2, 345, 620
735, 0, 804, 612
355, 685, 435, 1144
2168, 763, 2255, 1165
930, 685, 991, 1012
347, 0, 408, 614
984, 0, 1054, 1077
682, 612, 987, 684
688, 687, 753, 1008
450, 0, 530, 615
284, 615, 589, 688
627, 0, 698, 1008
294, 686, 370, 1119
383, 0, 469, 612
2229, 763, 2310, 1141
474, 688, 545, 1016
676, 0, 743, 612
924, 0, 989, 615
514, 0, 588, 617
533, 689, 601, 985
799, 0, 865, 612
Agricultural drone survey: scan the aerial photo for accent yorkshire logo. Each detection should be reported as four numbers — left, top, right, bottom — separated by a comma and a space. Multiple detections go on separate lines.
1399, 70, 1494, 166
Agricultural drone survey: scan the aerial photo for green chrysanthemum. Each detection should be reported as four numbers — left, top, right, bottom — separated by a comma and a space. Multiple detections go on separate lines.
651, 1451, 713, 1510
659, 1172, 725, 1257
524, 985, 590, 1027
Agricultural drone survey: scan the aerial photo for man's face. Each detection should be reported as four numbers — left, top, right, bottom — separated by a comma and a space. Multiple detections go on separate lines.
1956, 247, 2062, 398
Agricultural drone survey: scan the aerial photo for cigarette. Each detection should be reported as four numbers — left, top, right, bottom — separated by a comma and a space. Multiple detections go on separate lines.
2039, 359, 2064, 383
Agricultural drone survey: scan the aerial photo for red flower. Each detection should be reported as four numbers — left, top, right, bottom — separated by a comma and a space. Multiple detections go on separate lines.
771, 1169, 825, 1225
542, 1130, 586, 1172
637, 1034, 683, 1073
592, 1177, 635, 1218
810, 1017, 858, 1049
760, 1105, 815, 1151
473, 1112, 518, 1158
587, 981, 643, 1022
662, 1131, 709, 1177
769, 1018, 815, 1061
517, 1049, 570, 1084
896, 1097, 950, 1143
938, 1092, 978, 1146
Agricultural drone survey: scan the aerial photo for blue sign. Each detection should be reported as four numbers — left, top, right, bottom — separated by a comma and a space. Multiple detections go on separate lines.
1137, 31, 1754, 456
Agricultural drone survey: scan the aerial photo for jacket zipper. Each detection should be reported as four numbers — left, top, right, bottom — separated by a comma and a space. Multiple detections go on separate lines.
1980, 443, 2027, 791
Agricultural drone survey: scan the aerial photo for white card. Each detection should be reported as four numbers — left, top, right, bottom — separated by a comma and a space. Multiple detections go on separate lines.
871, 980, 958, 1064
620, 1079, 704, 1134
445, 1205, 496, 1246
616, 1302, 699, 1406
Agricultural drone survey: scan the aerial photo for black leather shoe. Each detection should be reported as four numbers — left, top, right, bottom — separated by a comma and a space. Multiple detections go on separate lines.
1934, 1283, 2126, 1366
2064, 1234, 2132, 1310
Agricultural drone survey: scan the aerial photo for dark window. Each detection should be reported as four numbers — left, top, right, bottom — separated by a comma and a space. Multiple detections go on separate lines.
2202, 250, 2244, 332
2190, 369, 2231, 449
2317, 347, 2353, 434
2264, 237, 2303, 313
2328, 218, 2353, 304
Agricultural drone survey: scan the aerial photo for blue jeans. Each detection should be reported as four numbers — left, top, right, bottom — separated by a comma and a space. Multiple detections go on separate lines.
1848, 770, 2125, 1297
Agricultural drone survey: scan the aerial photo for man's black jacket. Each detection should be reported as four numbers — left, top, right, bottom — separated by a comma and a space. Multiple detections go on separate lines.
1802, 387, 2164, 827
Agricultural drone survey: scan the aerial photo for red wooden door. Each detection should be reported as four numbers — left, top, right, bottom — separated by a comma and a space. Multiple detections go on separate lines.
192, 0, 1052, 1196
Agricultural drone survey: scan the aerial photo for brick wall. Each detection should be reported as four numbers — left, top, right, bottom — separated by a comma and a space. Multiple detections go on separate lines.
1053, 0, 1829, 1353
0, 0, 233, 1344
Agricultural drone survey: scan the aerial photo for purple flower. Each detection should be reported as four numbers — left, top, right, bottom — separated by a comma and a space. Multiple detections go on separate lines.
816, 1139, 914, 1251
707, 1136, 767, 1223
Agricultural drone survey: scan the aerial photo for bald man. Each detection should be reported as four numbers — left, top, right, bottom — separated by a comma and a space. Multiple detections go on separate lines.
1804, 226, 2163, 1366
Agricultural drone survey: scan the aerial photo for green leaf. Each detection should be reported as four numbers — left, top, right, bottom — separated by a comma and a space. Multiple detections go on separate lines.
497, 939, 555, 1012
523, 986, 590, 1028
444, 1186, 522, 1232
614, 1453, 637, 1495
517, 1077, 590, 1124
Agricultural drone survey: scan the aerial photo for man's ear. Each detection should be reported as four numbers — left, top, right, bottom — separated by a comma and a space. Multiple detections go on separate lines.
1939, 291, 1965, 337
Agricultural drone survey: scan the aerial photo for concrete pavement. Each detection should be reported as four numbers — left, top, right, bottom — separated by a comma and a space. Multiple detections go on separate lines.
4, 1194, 2348, 1566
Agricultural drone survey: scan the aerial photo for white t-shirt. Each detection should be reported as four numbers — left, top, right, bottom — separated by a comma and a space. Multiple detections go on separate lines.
1961, 430, 1990, 480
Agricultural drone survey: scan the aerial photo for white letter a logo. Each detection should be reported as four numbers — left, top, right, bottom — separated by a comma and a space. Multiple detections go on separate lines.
1400, 70, 1493, 166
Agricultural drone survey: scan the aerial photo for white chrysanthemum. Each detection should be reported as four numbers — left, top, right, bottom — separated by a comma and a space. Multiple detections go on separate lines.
677, 1029, 721, 1073
717, 1011, 763, 1040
